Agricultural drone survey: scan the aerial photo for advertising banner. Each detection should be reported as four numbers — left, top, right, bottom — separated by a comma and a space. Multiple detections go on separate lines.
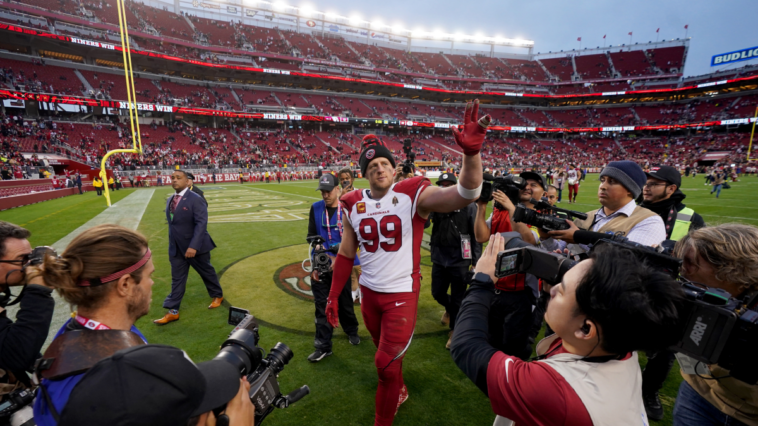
711, 46, 758, 66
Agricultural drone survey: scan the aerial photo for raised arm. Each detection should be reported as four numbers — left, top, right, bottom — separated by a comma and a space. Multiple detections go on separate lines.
418, 100, 489, 218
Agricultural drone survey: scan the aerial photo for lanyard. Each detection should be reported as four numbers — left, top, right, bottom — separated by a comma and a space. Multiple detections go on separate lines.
75, 314, 111, 330
323, 205, 343, 247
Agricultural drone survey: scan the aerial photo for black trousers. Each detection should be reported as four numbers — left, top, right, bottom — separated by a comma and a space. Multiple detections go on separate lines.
96, 187, 102, 196
431, 263, 469, 330
311, 273, 358, 351
488, 288, 535, 360
163, 251, 223, 310
642, 349, 676, 395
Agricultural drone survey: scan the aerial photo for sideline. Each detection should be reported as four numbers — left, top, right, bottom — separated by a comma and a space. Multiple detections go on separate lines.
8, 189, 156, 349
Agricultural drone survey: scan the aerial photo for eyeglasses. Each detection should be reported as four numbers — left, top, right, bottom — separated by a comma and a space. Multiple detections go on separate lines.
0, 255, 29, 266
643, 183, 668, 188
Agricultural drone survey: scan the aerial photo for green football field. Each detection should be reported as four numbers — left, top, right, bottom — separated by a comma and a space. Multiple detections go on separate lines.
3, 173, 757, 425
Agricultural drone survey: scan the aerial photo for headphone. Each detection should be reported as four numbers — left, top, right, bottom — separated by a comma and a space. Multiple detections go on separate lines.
581, 320, 591, 335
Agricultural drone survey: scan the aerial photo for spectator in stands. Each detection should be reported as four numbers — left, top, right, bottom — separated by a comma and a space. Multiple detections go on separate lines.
33, 225, 153, 426
671, 224, 758, 426
549, 161, 666, 246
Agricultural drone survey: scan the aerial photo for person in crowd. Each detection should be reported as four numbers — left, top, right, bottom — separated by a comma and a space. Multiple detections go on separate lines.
672, 224, 758, 426
0, 222, 55, 379
566, 164, 580, 203
108, 176, 115, 192
187, 173, 207, 205
75, 174, 82, 195
326, 101, 488, 425
93, 177, 103, 196
429, 172, 481, 349
710, 170, 725, 198
154, 170, 223, 325
306, 174, 360, 362
546, 184, 559, 206
33, 224, 153, 425
56, 345, 253, 426
452, 233, 685, 426
337, 167, 361, 301
474, 171, 545, 359
549, 160, 666, 247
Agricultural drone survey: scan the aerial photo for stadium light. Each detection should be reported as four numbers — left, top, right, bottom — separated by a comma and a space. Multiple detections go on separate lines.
272, 1, 287, 11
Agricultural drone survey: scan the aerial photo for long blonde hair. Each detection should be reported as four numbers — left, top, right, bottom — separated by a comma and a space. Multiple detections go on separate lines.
43, 224, 149, 310
673, 223, 758, 293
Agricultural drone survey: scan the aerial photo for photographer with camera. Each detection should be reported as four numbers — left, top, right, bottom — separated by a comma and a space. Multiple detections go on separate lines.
637, 165, 706, 420
549, 161, 666, 247
671, 224, 758, 426
0, 221, 55, 380
55, 344, 254, 426
451, 233, 685, 426
473, 172, 545, 358
429, 173, 481, 350
33, 224, 153, 426
306, 174, 360, 363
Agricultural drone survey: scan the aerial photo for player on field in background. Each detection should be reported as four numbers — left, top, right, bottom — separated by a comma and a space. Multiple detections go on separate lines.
326, 101, 490, 425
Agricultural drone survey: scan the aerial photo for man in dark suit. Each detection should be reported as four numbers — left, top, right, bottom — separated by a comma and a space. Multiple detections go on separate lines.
187, 173, 207, 205
154, 170, 223, 325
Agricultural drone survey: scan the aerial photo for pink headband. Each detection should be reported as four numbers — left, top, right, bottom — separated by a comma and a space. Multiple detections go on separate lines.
78, 249, 152, 287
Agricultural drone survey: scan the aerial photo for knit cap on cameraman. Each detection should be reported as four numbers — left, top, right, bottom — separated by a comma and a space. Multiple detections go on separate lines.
548, 160, 666, 248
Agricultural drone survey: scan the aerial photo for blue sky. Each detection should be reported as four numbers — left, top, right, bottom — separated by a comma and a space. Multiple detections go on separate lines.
305, 0, 758, 77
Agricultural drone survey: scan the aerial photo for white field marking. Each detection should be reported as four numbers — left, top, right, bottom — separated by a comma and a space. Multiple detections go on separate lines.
8, 189, 156, 349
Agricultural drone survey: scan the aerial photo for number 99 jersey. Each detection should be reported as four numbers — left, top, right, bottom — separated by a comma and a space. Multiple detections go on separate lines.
340, 176, 431, 294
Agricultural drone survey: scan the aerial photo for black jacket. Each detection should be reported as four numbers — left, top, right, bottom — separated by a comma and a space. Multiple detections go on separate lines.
0, 285, 55, 372
190, 185, 207, 205
641, 190, 705, 239
429, 204, 482, 268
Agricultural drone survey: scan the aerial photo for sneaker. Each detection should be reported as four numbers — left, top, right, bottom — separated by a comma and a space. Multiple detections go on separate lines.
307, 349, 332, 363
643, 391, 664, 421
349, 334, 360, 345
440, 311, 450, 326
396, 385, 409, 414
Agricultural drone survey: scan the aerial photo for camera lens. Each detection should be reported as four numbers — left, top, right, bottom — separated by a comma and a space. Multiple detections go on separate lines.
266, 342, 294, 374
215, 328, 263, 375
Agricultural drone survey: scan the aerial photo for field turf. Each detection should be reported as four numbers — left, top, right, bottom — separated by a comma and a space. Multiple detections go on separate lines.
3, 173, 757, 425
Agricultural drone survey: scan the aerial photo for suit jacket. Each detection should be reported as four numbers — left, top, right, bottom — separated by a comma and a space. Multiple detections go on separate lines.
165, 190, 216, 257
190, 185, 207, 205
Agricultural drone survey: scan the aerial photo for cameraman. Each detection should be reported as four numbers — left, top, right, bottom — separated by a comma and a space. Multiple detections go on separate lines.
306, 174, 360, 363
473, 172, 545, 358
0, 222, 55, 374
429, 173, 481, 349
451, 233, 685, 425
671, 224, 758, 426
56, 344, 254, 426
33, 224, 153, 426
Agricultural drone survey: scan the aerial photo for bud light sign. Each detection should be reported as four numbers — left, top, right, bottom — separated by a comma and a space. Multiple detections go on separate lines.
711, 46, 758, 66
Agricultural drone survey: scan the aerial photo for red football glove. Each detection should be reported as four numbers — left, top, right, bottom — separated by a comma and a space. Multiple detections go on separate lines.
325, 297, 339, 328
451, 99, 490, 156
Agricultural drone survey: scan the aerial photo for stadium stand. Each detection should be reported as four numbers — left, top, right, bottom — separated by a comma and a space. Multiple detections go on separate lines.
609, 49, 653, 77
76, 70, 155, 102
539, 57, 575, 81
413, 52, 459, 76
574, 53, 613, 80
314, 35, 363, 64
1, 59, 84, 96
189, 16, 236, 47
648, 46, 686, 72
88, 0, 141, 29
139, 5, 195, 42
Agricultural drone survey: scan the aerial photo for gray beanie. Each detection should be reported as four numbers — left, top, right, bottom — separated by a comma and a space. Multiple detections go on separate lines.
600, 161, 646, 199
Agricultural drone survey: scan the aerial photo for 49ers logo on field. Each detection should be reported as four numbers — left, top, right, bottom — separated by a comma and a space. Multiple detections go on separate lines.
275, 263, 313, 301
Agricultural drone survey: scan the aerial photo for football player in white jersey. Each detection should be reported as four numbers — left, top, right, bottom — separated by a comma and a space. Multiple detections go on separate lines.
326, 101, 490, 425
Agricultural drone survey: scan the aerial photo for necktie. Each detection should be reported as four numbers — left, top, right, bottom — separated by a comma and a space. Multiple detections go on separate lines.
171, 194, 181, 213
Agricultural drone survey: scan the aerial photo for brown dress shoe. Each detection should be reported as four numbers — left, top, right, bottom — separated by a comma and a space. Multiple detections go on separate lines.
154, 312, 179, 325
441, 311, 450, 326
446, 330, 454, 350
209, 297, 223, 309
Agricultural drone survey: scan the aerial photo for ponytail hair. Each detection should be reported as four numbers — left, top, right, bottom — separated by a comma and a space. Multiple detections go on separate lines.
44, 224, 149, 310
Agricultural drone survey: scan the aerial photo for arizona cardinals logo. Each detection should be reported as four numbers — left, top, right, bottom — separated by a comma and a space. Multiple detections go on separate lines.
365, 149, 376, 160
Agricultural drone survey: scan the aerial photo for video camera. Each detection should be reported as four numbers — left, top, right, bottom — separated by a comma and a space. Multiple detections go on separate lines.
306, 235, 339, 275
214, 307, 310, 424
0, 246, 58, 308
494, 233, 758, 384
512, 198, 588, 231
478, 174, 525, 209
401, 139, 415, 175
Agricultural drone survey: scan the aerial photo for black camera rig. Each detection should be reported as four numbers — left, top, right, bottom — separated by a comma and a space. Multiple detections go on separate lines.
478, 174, 526, 209
0, 246, 58, 308
306, 235, 339, 275
401, 139, 415, 175
512, 198, 588, 232
494, 233, 758, 384
215, 307, 310, 424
